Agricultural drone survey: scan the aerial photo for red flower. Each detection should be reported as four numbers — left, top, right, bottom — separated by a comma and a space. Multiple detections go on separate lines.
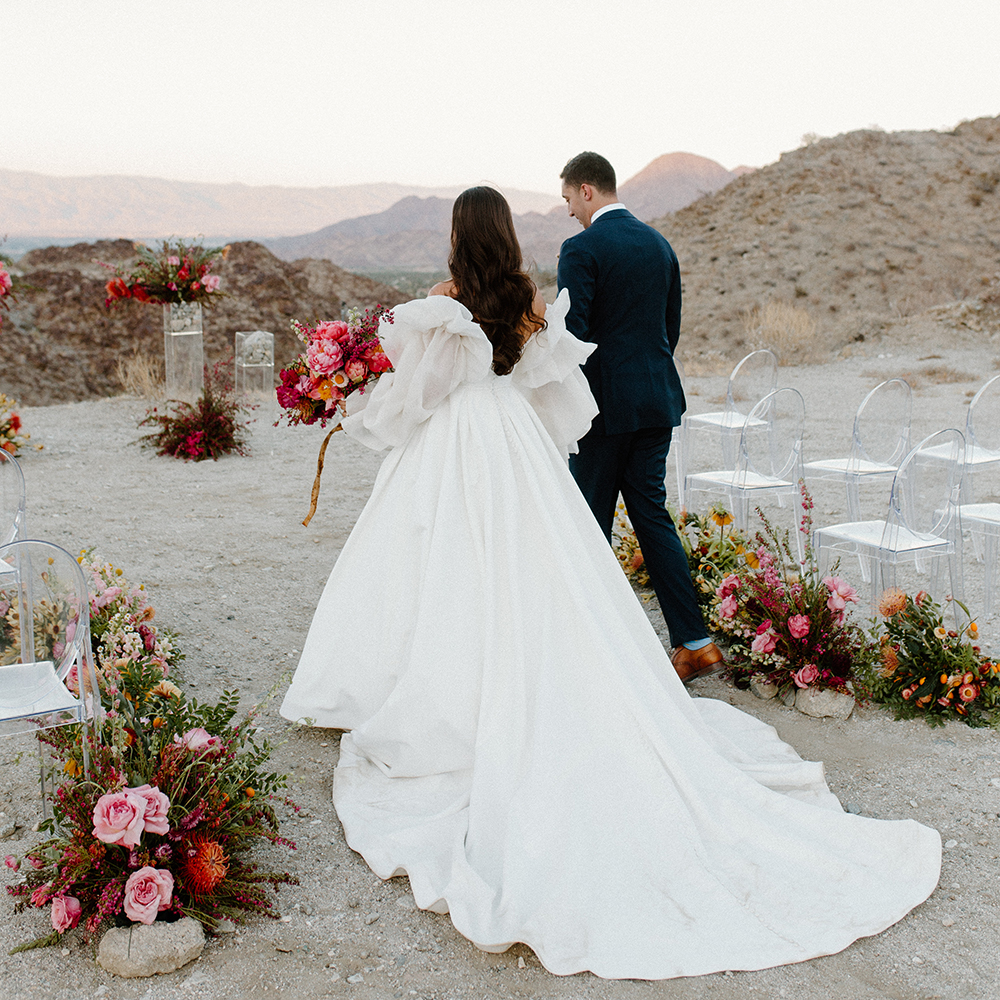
132, 285, 151, 303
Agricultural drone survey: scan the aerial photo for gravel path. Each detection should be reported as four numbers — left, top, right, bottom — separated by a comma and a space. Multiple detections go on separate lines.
1, 328, 998, 999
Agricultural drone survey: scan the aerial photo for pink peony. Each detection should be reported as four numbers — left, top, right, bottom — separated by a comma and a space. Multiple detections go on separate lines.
202, 274, 221, 292
51, 895, 82, 932
123, 867, 174, 924
313, 319, 350, 343
366, 349, 392, 373
718, 594, 738, 619
129, 784, 170, 836
823, 576, 858, 613
173, 727, 219, 752
793, 663, 820, 688
93, 790, 147, 847
344, 359, 367, 382
306, 339, 344, 377
788, 614, 810, 639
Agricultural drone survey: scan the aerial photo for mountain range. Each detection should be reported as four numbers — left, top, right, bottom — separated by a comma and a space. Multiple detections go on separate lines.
262, 153, 751, 273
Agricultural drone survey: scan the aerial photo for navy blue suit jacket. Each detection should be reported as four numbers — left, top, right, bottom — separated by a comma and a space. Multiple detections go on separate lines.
557, 208, 686, 435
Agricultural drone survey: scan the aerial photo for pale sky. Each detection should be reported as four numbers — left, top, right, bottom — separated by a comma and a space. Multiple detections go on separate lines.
5, 0, 999, 194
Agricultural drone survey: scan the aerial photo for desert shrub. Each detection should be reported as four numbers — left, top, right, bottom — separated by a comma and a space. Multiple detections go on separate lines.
742, 299, 819, 364
116, 350, 164, 399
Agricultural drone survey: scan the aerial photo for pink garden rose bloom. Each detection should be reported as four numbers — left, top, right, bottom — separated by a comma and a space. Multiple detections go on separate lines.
51, 895, 82, 932
718, 594, 738, 619
167, 255, 181, 266
93, 789, 148, 848
306, 339, 344, 376
174, 727, 219, 752
823, 576, 858, 613
129, 784, 170, 835
313, 319, 350, 343
202, 274, 221, 292
123, 867, 174, 924
751, 629, 777, 655
344, 359, 367, 382
787, 614, 810, 639
793, 663, 820, 688
716, 574, 741, 600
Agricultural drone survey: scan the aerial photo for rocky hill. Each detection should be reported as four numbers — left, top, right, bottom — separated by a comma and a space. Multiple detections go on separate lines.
653, 116, 1000, 360
0, 241, 405, 406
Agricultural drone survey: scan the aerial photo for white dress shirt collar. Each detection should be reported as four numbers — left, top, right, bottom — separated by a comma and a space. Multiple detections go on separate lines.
590, 202, 626, 224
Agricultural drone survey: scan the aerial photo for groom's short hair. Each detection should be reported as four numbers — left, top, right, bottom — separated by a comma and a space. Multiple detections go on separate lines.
560, 152, 617, 195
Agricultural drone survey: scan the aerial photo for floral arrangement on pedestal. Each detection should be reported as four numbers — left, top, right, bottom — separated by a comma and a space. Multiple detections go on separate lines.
276, 306, 394, 524
101, 241, 227, 307
672, 505, 752, 608
860, 589, 1000, 728
708, 484, 873, 697
0, 393, 41, 457
4, 553, 297, 951
138, 358, 252, 462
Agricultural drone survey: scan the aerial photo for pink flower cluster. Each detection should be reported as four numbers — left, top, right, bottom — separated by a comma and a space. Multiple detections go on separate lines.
822, 575, 858, 621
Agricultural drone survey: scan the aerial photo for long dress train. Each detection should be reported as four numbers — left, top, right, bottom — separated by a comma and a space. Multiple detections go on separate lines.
280, 290, 940, 980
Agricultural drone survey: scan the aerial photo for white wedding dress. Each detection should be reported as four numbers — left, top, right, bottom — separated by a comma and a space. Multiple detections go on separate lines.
280, 291, 940, 980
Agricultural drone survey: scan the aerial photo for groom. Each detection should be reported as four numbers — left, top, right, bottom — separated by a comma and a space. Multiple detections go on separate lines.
557, 151, 724, 684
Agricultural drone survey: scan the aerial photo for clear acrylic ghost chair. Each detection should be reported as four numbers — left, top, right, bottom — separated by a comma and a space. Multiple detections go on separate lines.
803, 378, 912, 521
953, 503, 1000, 616
813, 429, 965, 618
685, 388, 806, 563
0, 539, 101, 813
0, 449, 27, 546
675, 349, 778, 508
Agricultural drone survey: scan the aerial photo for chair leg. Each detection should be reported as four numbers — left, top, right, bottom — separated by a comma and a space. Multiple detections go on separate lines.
985, 532, 998, 618
674, 425, 687, 512
846, 474, 862, 523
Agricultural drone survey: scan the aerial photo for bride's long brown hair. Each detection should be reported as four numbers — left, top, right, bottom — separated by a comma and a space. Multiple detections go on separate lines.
448, 186, 545, 376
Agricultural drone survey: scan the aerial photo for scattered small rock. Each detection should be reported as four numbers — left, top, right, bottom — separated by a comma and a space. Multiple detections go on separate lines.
216, 919, 237, 934
517, 956, 525, 969
750, 675, 778, 700
942, 917, 955, 927
364, 912, 380, 925
97, 916, 205, 978
945, 840, 958, 849
0, 820, 17, 839
347, 896, 360, 908
347, 973, 364, 984
912, 956, 924, 965
396, 894, 416, 910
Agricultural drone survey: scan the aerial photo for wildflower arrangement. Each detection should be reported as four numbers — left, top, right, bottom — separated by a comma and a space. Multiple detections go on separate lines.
861, 589, 1000, 728
672, 504, 752, 607
709, 483, 872, 695
1, 393, 41, 457
612, 503, 650, 587
4, 556, 297, 951
101, 240, 227, 307
276, 305, 394, 429
138, 358, 251, 461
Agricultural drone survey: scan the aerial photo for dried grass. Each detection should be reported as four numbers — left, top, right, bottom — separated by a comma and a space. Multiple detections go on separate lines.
742, 300, 820, 364
116, 350, 164, 399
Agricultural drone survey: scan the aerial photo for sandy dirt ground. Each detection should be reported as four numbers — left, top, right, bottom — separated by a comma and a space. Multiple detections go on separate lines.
1, 326, 999, 1000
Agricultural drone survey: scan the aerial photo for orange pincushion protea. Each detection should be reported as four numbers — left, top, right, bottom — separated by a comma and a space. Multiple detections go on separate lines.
182, 835, 228, 895
878, 587, 907, 617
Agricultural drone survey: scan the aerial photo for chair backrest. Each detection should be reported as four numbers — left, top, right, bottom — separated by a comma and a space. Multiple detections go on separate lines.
724, 349, 778, 417
850, 378, 911, 470
0, 539, 98, 734
0, 450, 26, 547
967, 374, 1000, 456
884, 429, 965, 545
738, 387, 805, 484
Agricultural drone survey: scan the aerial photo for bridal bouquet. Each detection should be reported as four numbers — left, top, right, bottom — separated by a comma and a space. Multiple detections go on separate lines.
276, 305, 394, 428
862, 589, 1000, 727
276, 305, 394, 525
101, 240, 227, 307
709, 483, 871, 696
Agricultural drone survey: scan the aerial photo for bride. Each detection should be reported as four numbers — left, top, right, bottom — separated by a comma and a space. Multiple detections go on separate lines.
280, 186, 940, 980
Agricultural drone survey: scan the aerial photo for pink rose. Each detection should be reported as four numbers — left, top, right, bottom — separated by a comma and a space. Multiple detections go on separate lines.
51, 895, 82, 932
93, 790, 147, 847
129, 784, 170, 836
344, 359, 367, 382
718, 594, 738, 619
123, 867, 174, 924
0, 267, 12, 295
306, 339, 344, 376
751, 629, 777, 655
202, 274, 221, 292
823, 576, 858, 613
313, 319, 350, 343
793, 663, 820, 688
167, 256, 180, 266
788, 614, 810, 639
173, 727, 219, 752
716, 574, 741, 600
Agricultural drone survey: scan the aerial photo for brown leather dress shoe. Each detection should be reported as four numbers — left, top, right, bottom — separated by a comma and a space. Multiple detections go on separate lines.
671, 642, 726, 686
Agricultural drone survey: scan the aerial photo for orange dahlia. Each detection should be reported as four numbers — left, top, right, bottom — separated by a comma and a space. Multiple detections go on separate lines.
182, 835, 228, 895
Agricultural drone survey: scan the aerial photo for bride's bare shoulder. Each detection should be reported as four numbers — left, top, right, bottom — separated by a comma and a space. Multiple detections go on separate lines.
428, 279, 458, 298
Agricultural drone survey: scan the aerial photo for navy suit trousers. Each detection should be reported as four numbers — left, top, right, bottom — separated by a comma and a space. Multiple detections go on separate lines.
570, 426, 707, 648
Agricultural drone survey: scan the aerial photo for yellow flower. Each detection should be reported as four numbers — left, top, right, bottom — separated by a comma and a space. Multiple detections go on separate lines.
940, 673, 948, 684
63, 758, 82, 776
968, 622, 979, 638
710, 508, 734, 527
934, 627, 947, 640
745, 551, 760, 570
